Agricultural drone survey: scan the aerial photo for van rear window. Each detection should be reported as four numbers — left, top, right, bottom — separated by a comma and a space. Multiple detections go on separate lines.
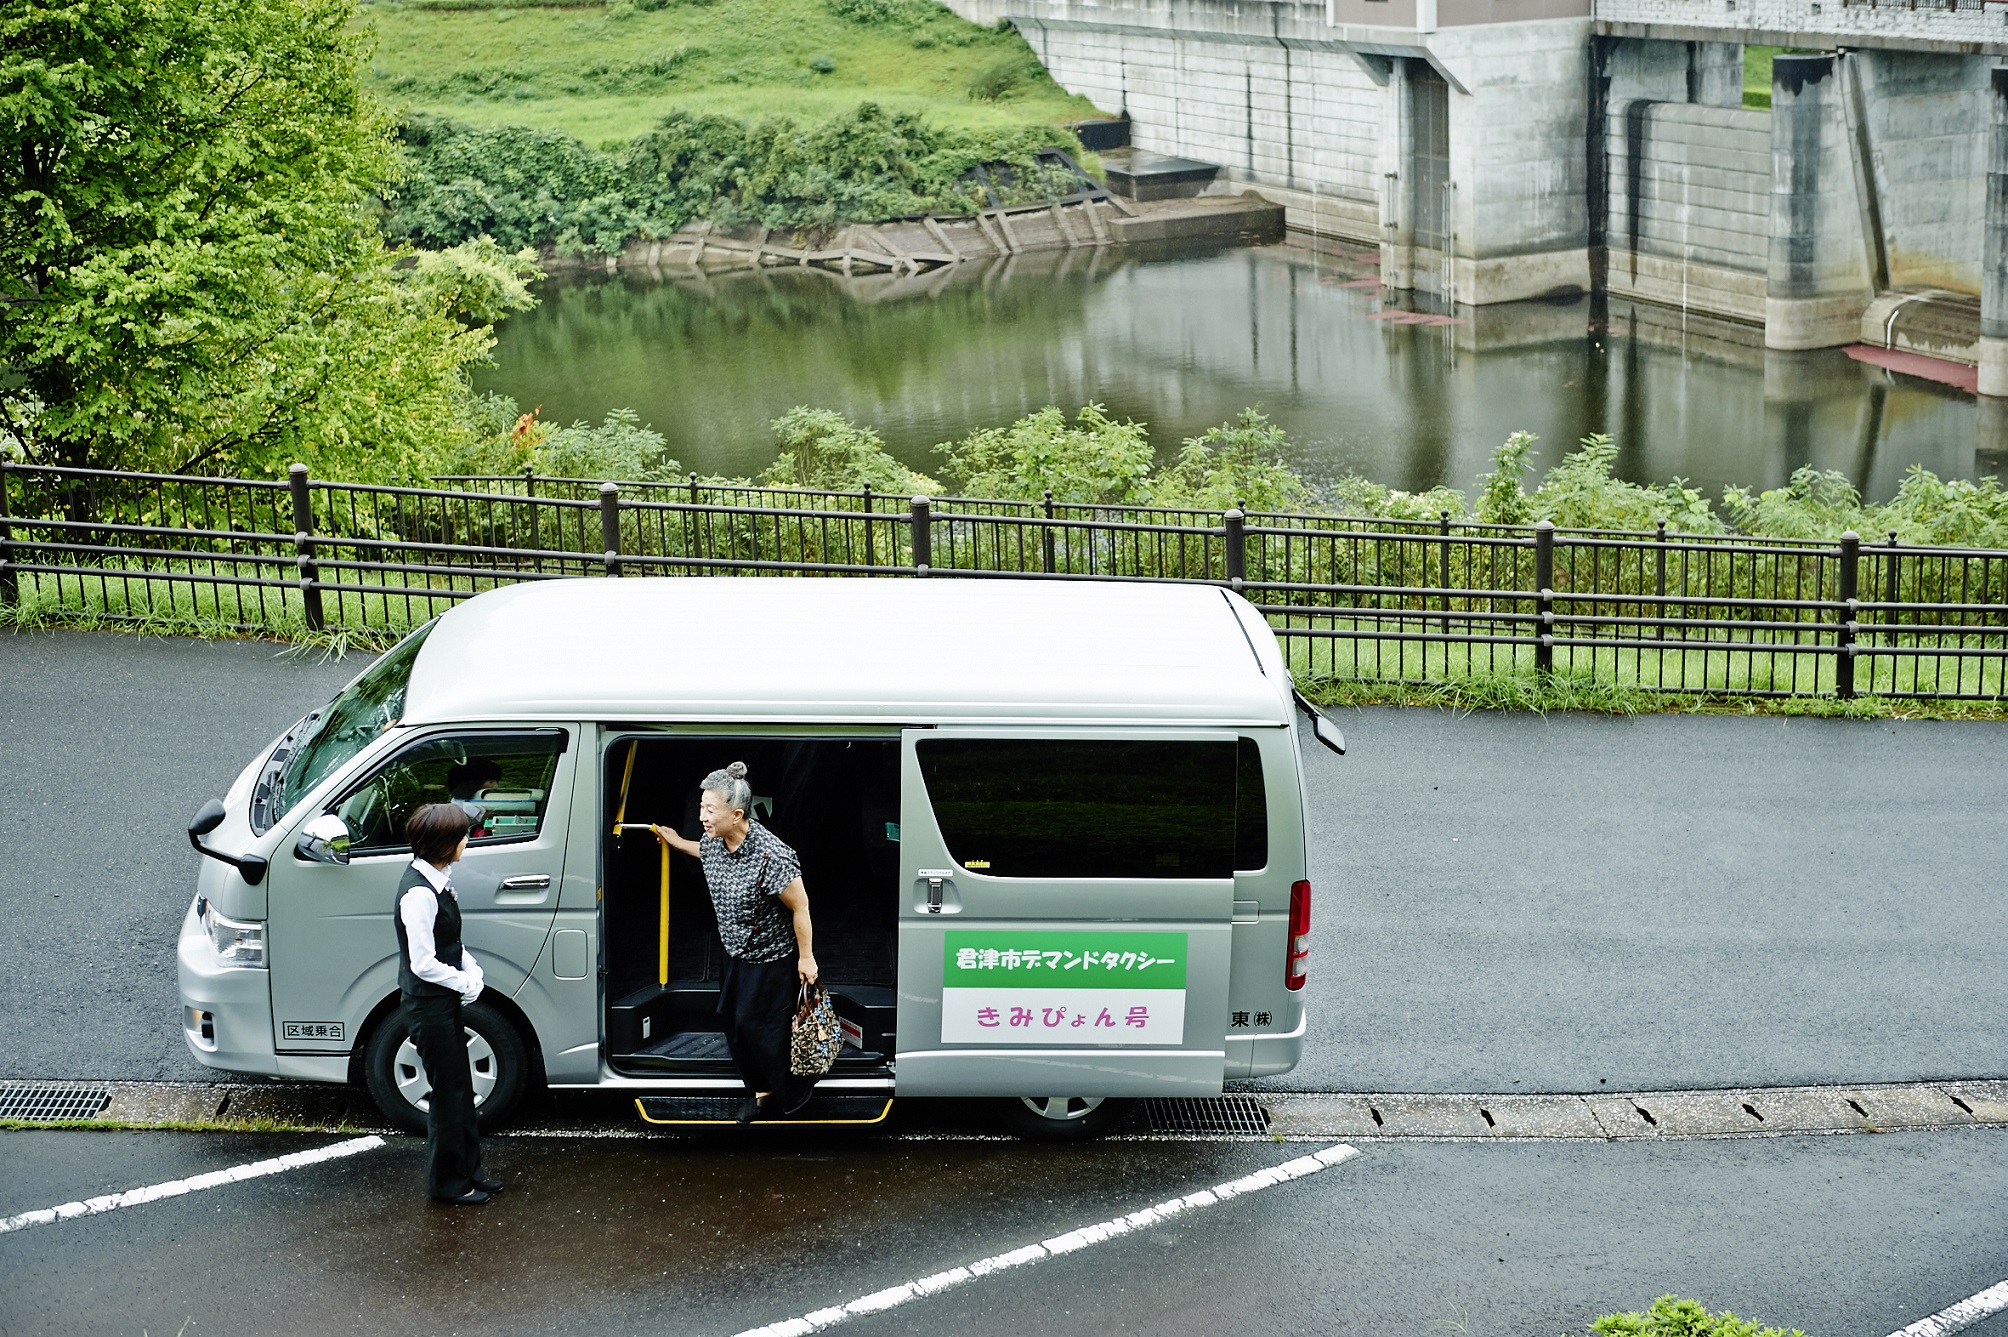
917, 738, 1263, 880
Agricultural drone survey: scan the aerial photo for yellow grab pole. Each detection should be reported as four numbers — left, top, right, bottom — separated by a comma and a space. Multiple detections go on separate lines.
657, 843, 671, 986
611, 738, 638, 834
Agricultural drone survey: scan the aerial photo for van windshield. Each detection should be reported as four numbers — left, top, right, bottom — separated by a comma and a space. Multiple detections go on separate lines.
268, 622, 435, 826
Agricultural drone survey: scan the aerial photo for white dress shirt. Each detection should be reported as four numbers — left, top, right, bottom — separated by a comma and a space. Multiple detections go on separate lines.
399, 858, 484, 1002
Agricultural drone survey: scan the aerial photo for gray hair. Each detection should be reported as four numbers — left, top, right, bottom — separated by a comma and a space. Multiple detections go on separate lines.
700, 761, 753, 817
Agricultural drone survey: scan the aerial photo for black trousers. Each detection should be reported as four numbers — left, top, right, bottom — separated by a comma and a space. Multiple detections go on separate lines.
718, 953, 815, 1104
403, 992, 481, 1198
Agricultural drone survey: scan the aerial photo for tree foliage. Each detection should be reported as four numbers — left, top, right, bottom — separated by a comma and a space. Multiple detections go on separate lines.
384, 104, 1072, 254
759, 407, 941, 494
1, 0, 530, 478
934, 403, 1154, 505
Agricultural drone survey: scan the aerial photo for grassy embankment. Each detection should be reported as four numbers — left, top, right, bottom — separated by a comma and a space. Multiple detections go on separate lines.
1744, 45, 1780, 109
357, 0, 1102, 147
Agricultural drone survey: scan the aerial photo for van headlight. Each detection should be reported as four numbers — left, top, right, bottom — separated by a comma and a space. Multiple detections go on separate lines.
202, 903, 265, 968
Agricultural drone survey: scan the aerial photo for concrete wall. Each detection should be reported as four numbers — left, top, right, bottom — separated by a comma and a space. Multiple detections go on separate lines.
1604, 98, 1770, 322
1857, 50, 1989, 294
1593, 0, 2008, 56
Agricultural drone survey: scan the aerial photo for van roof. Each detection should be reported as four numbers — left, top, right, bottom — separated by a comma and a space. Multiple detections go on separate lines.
402, 578, 1291, 727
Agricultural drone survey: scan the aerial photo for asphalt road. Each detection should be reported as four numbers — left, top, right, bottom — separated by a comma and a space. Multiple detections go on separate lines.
2, 628, 2005, 1093
3, 1126, 2005, 1337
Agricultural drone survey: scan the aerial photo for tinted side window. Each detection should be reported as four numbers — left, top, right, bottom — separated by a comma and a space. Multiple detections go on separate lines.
333, 732, 564, 855
1235, 736, 1268, 871
917, 739, 1237, 879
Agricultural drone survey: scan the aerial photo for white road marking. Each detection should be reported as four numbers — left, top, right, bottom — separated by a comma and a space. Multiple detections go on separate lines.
0, 1134, 386, 1235
1886, 1279, 2008, 1337
731, 1143, 1360, 1337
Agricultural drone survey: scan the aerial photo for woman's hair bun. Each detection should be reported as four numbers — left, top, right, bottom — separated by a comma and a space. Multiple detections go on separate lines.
725, 761, 748, 780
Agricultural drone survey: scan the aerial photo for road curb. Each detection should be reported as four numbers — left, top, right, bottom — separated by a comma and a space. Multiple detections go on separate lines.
5, 1078, 2007, 1141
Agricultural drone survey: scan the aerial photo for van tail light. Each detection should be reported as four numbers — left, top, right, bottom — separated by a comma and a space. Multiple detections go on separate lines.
1285, 880, 1311, 991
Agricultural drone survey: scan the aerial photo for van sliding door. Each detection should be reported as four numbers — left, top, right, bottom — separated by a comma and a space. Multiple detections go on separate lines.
895, 729, 1235, 1097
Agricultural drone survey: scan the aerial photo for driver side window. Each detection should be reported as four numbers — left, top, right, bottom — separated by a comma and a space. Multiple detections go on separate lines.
333, 732, 565, 855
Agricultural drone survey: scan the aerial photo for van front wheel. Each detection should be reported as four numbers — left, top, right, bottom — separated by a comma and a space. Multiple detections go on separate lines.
363, 1000, 529, 1135
995, 1095, 1134, 1141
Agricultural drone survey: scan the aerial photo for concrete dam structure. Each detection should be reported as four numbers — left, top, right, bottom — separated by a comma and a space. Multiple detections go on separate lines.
956, 0, 2008, 393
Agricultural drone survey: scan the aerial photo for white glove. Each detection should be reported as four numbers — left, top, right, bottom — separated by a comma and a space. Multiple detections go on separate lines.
460, 978, 483, 1005
460, 956, 484, 1005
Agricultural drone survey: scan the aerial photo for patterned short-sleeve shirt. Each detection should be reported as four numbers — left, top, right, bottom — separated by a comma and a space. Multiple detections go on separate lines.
698, 820, 801, 963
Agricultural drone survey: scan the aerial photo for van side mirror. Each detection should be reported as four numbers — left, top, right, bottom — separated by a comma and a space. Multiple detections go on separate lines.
189, 799, 227, 839
295, 814, 353, 866
1290, 689, 1347, 756
187, 799, 268, 885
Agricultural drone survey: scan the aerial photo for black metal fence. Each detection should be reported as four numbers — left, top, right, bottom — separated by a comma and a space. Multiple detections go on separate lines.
8, 460, 2008, 700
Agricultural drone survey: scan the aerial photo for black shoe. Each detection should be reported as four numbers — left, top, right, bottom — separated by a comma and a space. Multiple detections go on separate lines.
432, 1187, 490, 1206
734, 1095, 765, 1124
470, 1172, 503, 1194
778, 1088, 816, 1117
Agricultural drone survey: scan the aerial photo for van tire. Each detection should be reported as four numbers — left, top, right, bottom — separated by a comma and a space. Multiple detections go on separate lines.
995, 1095, 1134, 1141
363, 1000, 530, 1135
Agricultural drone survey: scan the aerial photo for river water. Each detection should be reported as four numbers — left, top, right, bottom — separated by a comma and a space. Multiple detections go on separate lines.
482, 236, 1993, 503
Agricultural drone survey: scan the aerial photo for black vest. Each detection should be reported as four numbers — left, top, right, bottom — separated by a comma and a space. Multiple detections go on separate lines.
393, 863, 464, 999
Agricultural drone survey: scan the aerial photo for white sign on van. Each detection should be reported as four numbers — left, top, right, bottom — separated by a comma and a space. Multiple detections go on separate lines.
941, 930, 1187, 1046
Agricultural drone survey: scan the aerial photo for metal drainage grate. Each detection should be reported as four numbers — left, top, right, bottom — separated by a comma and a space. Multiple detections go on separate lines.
1141, 1096, 1270, 1136
0, 1082, 113, 1122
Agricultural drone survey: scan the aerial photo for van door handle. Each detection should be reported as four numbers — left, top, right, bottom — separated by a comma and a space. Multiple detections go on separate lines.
500, 875, 551, 890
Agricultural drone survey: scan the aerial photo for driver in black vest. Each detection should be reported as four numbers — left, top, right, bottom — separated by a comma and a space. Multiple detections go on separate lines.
396, 803, 502, 1206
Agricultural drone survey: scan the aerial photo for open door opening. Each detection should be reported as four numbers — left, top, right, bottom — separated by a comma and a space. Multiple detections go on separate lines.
602, 735, 900, 1081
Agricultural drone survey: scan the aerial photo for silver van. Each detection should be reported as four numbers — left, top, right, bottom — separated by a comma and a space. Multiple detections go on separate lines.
179, 578, 1338, 1138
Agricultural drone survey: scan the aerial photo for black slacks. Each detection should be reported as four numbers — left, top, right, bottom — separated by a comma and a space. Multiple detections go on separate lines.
718, 953, 815, 1104
403, 991, 481, 1198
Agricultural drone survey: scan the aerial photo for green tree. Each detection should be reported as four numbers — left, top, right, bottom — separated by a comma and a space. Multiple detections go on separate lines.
1, 0, 520, 479
934, 403, 1154, 504
1152, 408, 1310, 512
759, 407, 941, 494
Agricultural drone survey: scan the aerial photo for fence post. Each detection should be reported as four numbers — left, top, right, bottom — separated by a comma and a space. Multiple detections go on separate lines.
910, 495, 931, 575
861, 482, 874, 568
1654, 520, 1668, 646
600, 482, 622, 578
1884, 531, 1900, 648
1534, 520, 1554, 675
1438, 510, 1451, 645
1042, 489, 1056, 575
0, 459, 16, 608
1837, 529, 1859, 698
287, 463, 324, 632
1223, 509, 1246, 586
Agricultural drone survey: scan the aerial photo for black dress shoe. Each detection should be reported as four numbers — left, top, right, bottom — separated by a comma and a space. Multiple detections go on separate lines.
470, 1172, 503, 1194
432, 1187, 490, 1206
734, 1095, 765, 1124
777, 1088, 816, 1117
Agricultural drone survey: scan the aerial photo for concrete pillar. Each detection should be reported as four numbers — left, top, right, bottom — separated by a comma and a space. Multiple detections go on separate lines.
1981, 67, 2008, 398
1766, 54, 1875, 351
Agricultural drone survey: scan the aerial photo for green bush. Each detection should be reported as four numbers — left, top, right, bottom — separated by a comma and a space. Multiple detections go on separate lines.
759, 407, 942, 493
1152, 409, 1310, 512
386, 103, 1069, 252
935, 404, 1155, 505
1569, 1294, 1807, 1337
825, 0, 936, 26
967, 52, 1031, 100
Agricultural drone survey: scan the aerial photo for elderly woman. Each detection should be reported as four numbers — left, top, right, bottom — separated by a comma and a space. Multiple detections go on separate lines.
654, 761, 820, 1122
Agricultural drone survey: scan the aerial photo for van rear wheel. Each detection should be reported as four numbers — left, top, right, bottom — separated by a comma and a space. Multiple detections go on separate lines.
995, 1095, 1134, 1141
363, 1000, 529, 1135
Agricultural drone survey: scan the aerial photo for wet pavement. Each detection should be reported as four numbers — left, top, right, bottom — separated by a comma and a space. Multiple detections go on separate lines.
6, 629, 2008, 1097
3, 1124, 2006, 1337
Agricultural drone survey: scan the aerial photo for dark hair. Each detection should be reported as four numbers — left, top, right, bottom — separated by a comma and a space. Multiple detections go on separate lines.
407, 803, 471, 864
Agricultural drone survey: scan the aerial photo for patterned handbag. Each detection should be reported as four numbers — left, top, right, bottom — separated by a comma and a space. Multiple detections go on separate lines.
790, 984, 844, 1078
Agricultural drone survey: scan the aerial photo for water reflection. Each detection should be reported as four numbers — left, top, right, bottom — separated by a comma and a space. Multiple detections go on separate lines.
482, 239, 1990, 502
